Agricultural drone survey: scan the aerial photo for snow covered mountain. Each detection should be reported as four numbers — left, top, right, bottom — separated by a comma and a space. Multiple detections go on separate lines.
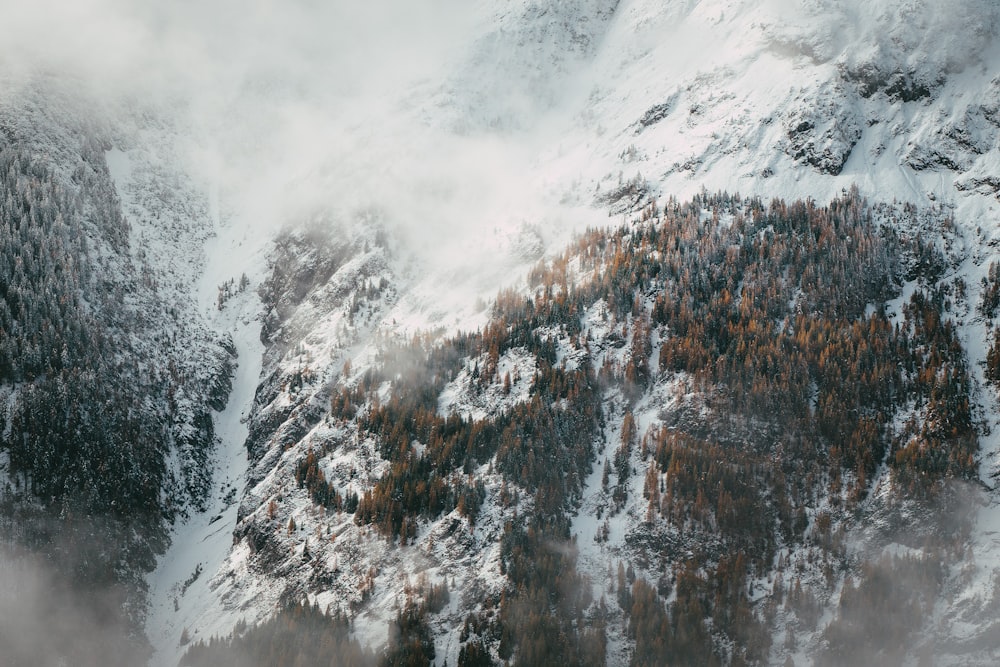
5, 0, 1000, 665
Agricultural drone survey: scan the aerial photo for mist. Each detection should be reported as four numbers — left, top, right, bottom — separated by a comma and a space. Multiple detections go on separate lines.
0, 0, 613, 330
0, 3, 609, 664
9, 2, 999, 666
0, 543, 151, 667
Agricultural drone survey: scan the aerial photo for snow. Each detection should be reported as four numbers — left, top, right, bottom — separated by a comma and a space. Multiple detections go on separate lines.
437, 348, 537, 421
104, 130, 271, 665
144, 215, 266, 665
10, 0, 1000, 663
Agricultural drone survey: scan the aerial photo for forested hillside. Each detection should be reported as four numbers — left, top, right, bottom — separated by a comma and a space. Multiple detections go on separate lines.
0, 109, 233, 664
187, 190, 974, 665
5, 2, 1000, 664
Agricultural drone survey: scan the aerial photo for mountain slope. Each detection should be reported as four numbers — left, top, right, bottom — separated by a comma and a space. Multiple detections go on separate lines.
148, 2, 1000, 665
0, 80, 235, 665
4, 1, 1000, 666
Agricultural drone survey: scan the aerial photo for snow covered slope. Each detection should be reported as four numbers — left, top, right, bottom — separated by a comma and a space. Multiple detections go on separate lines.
134, 1, 1000, 665
6, 0, 1000, 665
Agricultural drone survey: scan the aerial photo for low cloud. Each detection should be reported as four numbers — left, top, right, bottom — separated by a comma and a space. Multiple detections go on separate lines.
0, 545, 149, 667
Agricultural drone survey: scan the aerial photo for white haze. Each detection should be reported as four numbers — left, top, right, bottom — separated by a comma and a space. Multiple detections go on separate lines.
0, 0, 613, 330
0, 3, 598, 662
0, 548, 149, 667
2, 0, 998, 305
7, 1, 1000, 665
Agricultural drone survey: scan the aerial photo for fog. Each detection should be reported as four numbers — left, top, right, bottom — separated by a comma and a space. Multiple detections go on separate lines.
0, 3, 606, 664
6, 1, 999, 665
0, 0, 612, 317
2, 0, 996, 275
1, 0, 477, 99
0, 540, 150, 667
